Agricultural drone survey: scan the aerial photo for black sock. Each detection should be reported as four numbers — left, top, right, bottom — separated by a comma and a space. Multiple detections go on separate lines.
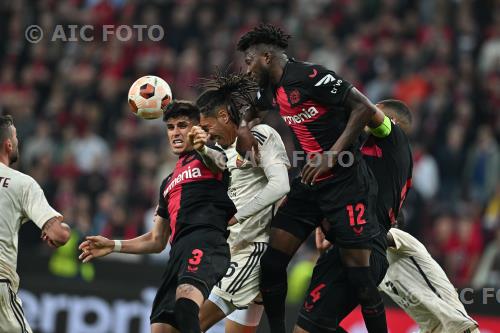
346, 267, 387, 333
174, 298, 200, 333
260, 247, 292, 333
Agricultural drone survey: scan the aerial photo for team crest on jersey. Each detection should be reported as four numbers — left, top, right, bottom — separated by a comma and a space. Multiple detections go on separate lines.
289, 89, 301, 105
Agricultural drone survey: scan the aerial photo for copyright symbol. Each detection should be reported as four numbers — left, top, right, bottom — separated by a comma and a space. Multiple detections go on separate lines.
25, 25, 43, 44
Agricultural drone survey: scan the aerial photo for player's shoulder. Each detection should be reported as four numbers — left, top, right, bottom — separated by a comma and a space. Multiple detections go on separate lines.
1, 166, 37, 188
284, 60, 333, 84
250, 124, 280, 145
390, 121, 409, 141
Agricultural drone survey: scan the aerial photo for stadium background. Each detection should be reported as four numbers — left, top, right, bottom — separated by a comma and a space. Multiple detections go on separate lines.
1, 0, 499, 332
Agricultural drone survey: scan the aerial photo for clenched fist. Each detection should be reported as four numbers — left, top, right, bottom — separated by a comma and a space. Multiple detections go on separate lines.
188, 126, 209, 151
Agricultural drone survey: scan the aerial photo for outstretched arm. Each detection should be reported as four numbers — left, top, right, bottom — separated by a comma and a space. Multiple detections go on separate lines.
78, 215, 170, 262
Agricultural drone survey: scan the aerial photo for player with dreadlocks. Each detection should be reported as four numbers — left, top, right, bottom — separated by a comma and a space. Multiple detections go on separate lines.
194, 70, 291, 333
236, 24, 390, 333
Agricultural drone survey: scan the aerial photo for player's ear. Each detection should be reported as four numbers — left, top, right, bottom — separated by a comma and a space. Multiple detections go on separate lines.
5, 138, 12, 152
217, 108, 230, 124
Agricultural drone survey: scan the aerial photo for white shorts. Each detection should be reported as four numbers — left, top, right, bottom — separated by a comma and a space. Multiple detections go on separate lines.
208, 292, 264, 327
0, 279, 32, 333
210, 242, 266, 308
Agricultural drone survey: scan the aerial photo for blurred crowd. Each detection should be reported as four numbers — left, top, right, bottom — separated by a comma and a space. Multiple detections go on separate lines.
0, 0, 499, 290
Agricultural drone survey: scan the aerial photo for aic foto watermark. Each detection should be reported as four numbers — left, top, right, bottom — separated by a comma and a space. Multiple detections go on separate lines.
208, 150, 355, 171
25, 24, 165, 44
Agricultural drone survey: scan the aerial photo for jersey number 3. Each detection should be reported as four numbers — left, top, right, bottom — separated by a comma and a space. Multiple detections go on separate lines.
187, 249, 204, 272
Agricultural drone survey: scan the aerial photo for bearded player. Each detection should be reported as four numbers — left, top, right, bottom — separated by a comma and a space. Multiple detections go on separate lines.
79, 101, 236, 333
194, 71, 290, 333
0, 115, 70, 333
237, 24, 388, 333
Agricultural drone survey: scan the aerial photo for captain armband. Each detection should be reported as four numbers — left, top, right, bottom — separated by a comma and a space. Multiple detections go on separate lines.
370, 115, 392, 138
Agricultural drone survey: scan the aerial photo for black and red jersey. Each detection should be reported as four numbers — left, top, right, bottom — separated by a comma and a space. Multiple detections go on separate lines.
156, 149, 236, 244
361, 122, 413, 232
260, 59, 364, 180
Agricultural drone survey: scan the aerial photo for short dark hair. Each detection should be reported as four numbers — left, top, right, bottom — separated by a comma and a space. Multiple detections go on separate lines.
378, 99, 413, 126
196, 69, 258, 124
0, 115, 14, 143
237, 23, 291, 52
162, 100, 200, 123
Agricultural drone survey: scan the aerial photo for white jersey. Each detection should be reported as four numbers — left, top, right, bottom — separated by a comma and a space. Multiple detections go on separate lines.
223, 124, 290, 248
380, 229, 478, 333
0, 162, 61, 292
210, 124, 289, 309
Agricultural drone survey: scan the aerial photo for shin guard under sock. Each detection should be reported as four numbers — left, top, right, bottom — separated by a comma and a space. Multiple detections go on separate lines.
174, 298, 201, 333
346, 266, 387, 333
260, 247, 293, 333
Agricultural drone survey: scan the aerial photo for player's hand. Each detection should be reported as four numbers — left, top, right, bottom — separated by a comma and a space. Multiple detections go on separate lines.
41, 233, 58, 248
188, 126, 208, 151
301, 152, 336, 185
315, 227, 332, 254
228, 216, 239, 226
78, 236, 114, 263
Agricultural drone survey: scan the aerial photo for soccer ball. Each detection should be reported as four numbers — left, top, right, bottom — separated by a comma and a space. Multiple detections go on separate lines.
128, 75, 172, 119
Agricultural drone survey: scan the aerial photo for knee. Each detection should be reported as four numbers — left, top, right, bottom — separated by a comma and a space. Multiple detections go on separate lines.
176, 283, 204, 305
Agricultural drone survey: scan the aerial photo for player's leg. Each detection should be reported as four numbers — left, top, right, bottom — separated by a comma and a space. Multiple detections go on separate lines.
225, 302, 264, 333
199, 298, 230, 332
339, 247, 387, 333
292, 325, 349, 333
260, 179, 323, 333
0, 280, 32, 333
177, 229, 231, 333
151, 323, 179, 333
174, 283, 205, 333
295, 247, 358, 333
320, 164, 388, 333
225, 320, 257, 333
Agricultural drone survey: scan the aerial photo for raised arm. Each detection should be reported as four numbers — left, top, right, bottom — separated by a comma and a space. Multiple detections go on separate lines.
78, 214, 170, 263
188, 125, 227, 173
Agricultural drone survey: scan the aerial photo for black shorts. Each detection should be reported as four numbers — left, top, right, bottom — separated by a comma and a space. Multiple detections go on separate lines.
296, 241, 389, 332
150, 228, 230, 327
272, 161, 380, 248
